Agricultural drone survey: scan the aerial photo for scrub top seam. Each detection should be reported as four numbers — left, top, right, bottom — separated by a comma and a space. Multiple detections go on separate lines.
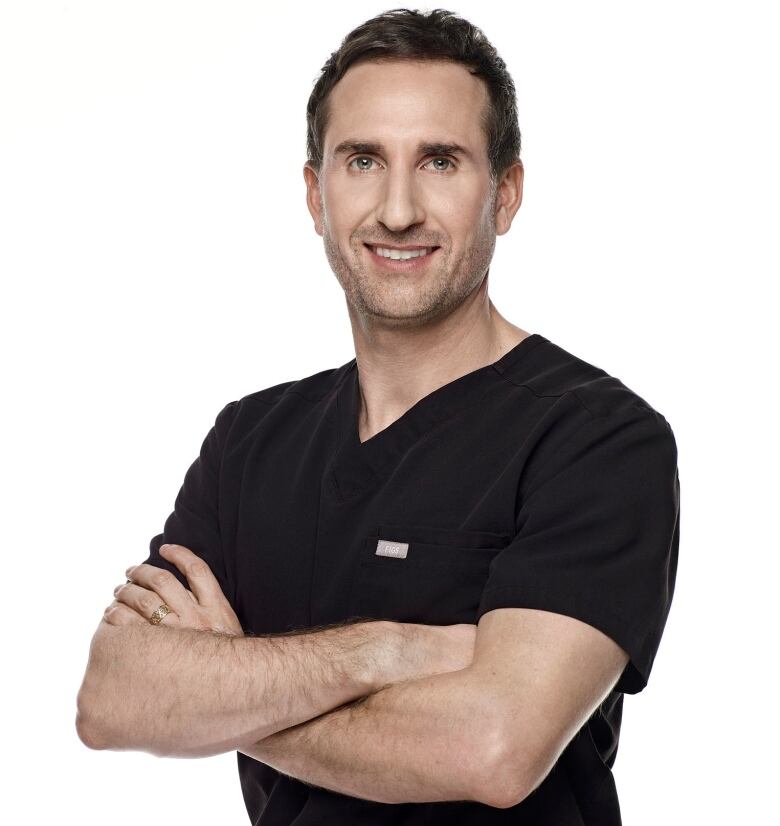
493, 376, 658, 425
493, 376, 584, 403
280, 387, 341, 404
241, 395, 283, 407
490, 331, 547, 375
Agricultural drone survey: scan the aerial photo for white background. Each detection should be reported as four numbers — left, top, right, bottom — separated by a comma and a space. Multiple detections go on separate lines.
2, 1, 777, 823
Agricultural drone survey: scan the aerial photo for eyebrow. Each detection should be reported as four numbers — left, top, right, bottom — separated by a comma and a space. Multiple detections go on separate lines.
332, 139, 474, 161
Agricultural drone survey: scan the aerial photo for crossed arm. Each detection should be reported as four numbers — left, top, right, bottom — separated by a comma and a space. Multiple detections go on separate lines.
77, 545, 629, 809
239, 654, 507, 806
237, 607, 629, 808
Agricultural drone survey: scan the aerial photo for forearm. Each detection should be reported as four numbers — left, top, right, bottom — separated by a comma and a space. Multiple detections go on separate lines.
239, 664, 503, 806
76, 618, 393, 758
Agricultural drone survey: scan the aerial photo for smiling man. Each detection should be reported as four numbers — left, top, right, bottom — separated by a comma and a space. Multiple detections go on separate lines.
76, 8, 680, 825
316, 58, 502, 342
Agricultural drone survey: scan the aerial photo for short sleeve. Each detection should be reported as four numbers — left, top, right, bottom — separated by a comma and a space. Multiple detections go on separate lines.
476, 406, 680, 694
140, 400, 239, 601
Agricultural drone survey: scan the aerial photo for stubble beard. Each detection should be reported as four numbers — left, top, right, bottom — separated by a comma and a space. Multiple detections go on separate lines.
322, 206, 497, 328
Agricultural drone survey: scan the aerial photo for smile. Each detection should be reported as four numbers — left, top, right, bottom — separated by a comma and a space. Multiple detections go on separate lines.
364, 243, 441, 272
369, 245, 436, 260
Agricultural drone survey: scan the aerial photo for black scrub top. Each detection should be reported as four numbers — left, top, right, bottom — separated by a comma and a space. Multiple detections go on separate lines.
142, 332, 681, 825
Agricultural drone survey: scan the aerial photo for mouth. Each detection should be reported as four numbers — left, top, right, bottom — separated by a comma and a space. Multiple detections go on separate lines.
364, 243, 441, 272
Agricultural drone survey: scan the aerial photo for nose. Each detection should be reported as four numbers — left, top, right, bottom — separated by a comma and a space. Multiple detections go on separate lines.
374, 166, 426, 233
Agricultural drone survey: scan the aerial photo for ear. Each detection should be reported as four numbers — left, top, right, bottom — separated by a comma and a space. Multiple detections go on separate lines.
494, 160, 524, 236
303, 162, 324, 237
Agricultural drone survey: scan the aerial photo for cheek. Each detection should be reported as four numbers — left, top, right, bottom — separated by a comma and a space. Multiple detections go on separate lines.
322, 174, 371, 218
434, 192, 487, 236
320, 197, 359, 249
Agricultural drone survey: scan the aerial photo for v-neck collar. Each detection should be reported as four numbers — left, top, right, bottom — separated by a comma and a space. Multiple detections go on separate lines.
330, 333, 547, 500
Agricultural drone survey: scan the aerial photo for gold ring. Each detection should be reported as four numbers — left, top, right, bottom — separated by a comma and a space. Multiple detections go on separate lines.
149, 604, 171, 625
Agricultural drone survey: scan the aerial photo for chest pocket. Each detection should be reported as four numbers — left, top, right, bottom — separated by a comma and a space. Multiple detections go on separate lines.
346, 523, 511, 625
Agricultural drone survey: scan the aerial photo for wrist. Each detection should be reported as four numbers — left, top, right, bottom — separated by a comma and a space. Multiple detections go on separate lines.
355, 620, 402, 693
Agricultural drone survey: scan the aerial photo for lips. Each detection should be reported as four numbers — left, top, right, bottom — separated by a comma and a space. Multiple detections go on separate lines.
366, 243, 439, 257
364, 243, 441, 272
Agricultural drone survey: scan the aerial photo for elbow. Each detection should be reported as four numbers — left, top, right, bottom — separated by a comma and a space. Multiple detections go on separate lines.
75, 621, 129, 751
75, 678, 169, 755
75, 709, 108, 751
75, 681, 113, 750
469, 729, 537, 810
75, 685, 166, 755
74, 632, 198, 759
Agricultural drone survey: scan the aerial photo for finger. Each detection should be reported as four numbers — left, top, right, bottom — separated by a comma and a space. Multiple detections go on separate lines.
103, 600, 148, 626
113, 581, 181, 626
124, 559, 196, 615
158, 544, 225, 606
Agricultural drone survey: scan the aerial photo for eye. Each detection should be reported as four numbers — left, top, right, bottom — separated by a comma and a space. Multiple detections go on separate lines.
348, 156, 380, 172
347, 156, 457, 174
424, 157, 456, 173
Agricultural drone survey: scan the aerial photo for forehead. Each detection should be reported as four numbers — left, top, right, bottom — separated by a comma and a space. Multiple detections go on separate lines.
324, 59, 489, 156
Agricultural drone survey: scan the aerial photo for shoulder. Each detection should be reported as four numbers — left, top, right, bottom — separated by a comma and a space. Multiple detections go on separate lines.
241, 359, 353, 407
210, 358, 354, 445
496, 337, 678, 491
503, 334, 675, 434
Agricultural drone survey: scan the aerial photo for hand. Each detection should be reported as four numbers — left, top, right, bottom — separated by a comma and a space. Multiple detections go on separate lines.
104, 544, 244, 637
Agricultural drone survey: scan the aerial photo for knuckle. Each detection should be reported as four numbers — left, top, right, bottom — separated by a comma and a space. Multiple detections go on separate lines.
140, 593, 158, 612
185, 557, 208, 577
152, 571, 171, 590
104, 603, 122, 623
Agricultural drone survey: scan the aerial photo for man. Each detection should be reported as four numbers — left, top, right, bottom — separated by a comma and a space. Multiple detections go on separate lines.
76, 8, 680, 825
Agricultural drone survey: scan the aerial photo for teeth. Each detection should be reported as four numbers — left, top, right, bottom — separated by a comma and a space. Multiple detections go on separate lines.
372, 246, 433, 260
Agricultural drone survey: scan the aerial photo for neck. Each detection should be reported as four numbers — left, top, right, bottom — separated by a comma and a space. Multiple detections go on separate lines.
347, 290, 530, 443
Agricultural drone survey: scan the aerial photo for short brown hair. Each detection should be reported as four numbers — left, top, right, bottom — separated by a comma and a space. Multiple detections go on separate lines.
305, 7, 522, 189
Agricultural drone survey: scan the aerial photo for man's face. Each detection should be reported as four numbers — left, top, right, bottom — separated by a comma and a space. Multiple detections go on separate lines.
305, 59, 516, 329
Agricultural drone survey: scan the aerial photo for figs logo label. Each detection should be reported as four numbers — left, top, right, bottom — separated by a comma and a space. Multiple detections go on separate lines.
375, 539, 409, 559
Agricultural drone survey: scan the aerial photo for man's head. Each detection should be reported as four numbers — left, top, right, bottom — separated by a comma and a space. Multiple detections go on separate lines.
303, 8, 524, 330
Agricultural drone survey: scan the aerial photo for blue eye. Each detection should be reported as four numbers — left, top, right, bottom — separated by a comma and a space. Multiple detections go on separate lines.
425, 157, 455, 172
349, 156, 377, 172
347, 156, 456, 173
